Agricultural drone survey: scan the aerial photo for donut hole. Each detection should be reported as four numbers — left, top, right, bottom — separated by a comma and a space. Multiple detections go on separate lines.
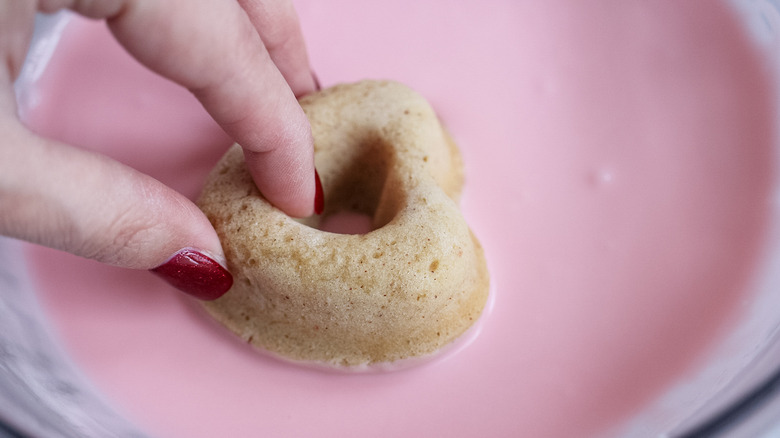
318, 211, 374, 234
299, 133, 398, 235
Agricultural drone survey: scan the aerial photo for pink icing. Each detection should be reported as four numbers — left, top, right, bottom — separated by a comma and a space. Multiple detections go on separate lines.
21, 1, 776, 437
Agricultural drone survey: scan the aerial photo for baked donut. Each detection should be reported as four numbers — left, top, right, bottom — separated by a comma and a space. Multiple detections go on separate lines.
198, 80, 489, 368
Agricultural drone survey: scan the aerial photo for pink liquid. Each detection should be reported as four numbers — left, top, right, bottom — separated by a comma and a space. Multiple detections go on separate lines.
21, 1, 775, 437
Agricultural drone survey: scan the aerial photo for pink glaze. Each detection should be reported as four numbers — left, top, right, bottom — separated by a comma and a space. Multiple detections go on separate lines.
21, 1, 776, 437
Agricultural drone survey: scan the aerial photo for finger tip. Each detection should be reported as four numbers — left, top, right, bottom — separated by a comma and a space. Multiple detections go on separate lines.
279, 200, 315, 219
312, 70, 322, 92
245, 159, 318, 219
281, 168, 321, 218
293, 71, 321, 99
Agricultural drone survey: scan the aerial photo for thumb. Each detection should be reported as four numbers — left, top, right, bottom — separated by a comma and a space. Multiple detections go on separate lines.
0, 122, 232, 300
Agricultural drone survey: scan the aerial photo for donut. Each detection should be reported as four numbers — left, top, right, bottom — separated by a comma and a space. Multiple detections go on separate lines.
197, 80, 489, 368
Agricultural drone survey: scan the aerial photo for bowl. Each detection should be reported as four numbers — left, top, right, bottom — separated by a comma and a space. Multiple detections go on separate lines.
3, 1, 780, 437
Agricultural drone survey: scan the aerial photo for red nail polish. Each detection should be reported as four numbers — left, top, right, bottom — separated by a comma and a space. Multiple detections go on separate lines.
151, 249, 233, 300
314, 168, 324, 215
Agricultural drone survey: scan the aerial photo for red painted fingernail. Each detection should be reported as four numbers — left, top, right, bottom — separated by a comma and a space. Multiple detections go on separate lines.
314, 168, 324, 215
151, 249, 233, 300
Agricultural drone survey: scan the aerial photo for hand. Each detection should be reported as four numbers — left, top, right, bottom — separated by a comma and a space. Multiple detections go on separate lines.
0, 0, 320, 299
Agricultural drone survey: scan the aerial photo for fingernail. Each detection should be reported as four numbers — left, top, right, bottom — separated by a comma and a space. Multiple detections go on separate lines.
314, 168, 324, 215
312, 71, 321, 91
151, 248, 233, 300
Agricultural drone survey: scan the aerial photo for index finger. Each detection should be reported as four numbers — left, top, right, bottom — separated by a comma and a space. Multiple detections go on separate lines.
55, 0, 317, 217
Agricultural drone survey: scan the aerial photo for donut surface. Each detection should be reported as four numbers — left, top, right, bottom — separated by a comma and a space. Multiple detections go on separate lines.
198, 80, 489, 367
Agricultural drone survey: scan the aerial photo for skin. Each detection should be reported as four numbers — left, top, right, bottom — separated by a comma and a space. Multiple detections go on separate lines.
0, 0, 317, 269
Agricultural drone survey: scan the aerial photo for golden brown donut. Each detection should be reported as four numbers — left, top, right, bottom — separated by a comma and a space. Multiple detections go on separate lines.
197, 80, 489, 368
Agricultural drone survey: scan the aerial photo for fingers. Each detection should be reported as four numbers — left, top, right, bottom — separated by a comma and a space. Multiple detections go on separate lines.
1, 0, 319, 298
237, 0, 318, 98
0, 121, 231, 299
0, 0, 35, 85
102, 0, 316, 217
37, 0, 123, 18
37, 0, 318, 216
